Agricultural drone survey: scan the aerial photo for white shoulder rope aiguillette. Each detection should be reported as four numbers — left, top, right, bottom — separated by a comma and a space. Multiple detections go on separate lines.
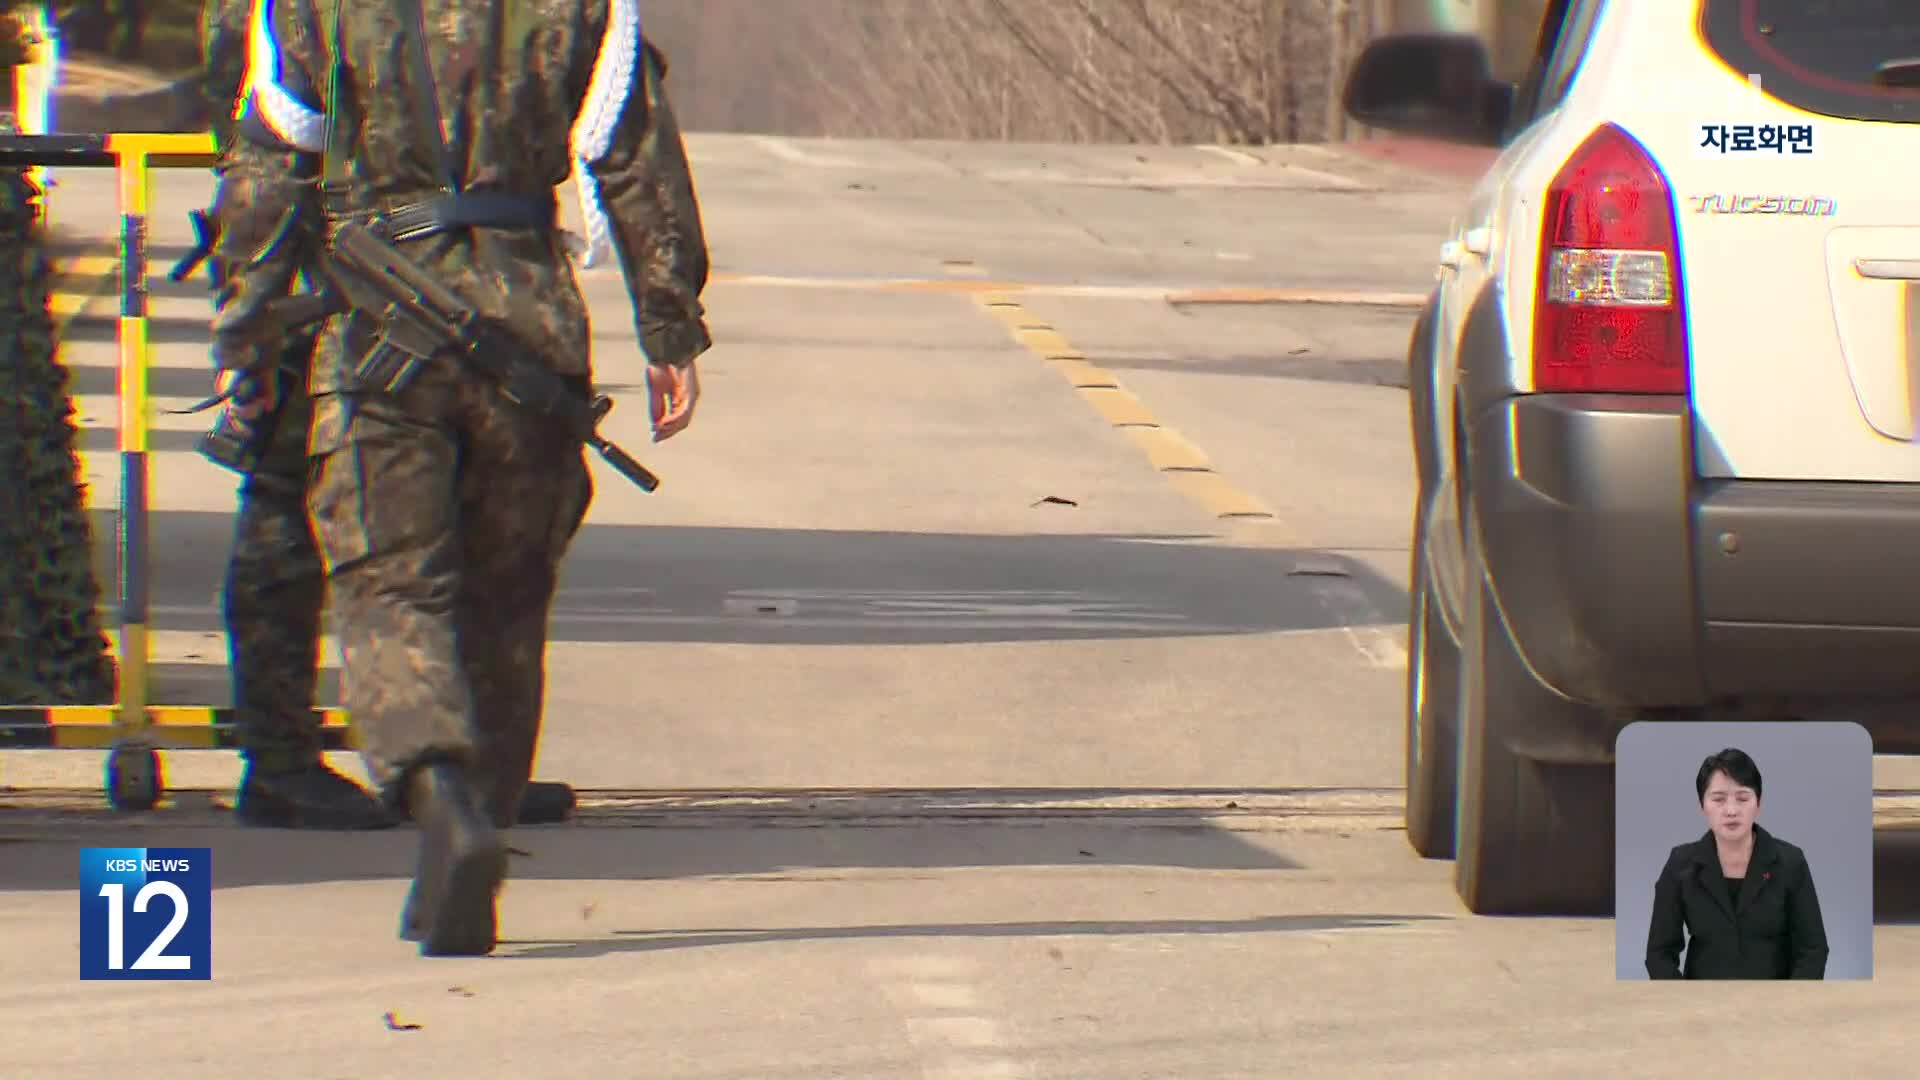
245, 0, 326, 153
566, 0, 642, 268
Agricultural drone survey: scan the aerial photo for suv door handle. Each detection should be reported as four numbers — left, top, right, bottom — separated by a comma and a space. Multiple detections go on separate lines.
1440, 227, 1493, 270
1854, 258, 1920, 280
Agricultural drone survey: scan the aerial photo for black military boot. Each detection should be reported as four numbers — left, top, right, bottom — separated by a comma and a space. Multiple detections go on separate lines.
400, 781, 569, 941
401, 762, 508, 957
517, 780, 577, 825
234, 760, 395, 830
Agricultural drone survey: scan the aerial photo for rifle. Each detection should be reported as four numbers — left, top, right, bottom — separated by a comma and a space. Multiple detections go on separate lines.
319, 218, 661, 492
168, 207, 221, 286
174, 291, 340, 477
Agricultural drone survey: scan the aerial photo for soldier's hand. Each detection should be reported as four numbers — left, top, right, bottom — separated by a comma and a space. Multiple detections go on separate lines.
214, 367, 276, 421
648, 359, 699, 442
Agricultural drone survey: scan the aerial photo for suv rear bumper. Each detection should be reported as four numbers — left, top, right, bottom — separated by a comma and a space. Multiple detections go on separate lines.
1468, 393, 1920, 751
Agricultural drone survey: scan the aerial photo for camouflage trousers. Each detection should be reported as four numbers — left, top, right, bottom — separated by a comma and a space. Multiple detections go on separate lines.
305, 353, 592, 828
222, 355, 327, 774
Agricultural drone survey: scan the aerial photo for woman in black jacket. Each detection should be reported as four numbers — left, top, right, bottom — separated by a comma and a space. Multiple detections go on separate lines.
1644, 748, 1829, 979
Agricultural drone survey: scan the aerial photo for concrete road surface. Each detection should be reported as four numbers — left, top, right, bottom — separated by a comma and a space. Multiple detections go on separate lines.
4, 135, 1918, 1077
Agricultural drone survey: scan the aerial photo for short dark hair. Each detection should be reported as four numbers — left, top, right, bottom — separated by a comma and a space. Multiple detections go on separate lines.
1696, 748, 1763, 803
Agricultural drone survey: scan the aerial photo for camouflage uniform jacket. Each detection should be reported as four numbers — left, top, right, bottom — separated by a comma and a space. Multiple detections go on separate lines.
200, 0, 252, 146
209, 0, 712, 387
203, 0, 328, 308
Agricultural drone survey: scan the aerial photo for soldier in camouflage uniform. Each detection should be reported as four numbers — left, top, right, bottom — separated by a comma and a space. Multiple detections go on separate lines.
196, 0, 388, 829
210, 0, 710, 954
196, 0, 582, 831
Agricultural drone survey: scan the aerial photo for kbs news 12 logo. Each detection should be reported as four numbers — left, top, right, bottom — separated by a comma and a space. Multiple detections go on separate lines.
79, 847, 212, 981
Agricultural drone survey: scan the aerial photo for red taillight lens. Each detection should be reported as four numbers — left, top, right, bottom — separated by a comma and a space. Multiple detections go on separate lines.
1532, 124, 1688, 394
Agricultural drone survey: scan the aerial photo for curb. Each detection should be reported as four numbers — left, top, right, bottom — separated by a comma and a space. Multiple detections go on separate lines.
1326, 136, 1498, 182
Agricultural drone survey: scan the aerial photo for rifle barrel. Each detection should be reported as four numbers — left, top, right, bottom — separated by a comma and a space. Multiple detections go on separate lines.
325, 221, 663, 493
591, 436, 662, 492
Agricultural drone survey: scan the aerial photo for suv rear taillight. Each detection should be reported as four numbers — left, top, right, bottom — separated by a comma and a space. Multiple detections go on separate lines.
1532, 123, 1689, 394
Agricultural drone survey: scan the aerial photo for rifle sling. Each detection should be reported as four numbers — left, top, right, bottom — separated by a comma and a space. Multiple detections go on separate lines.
394, 0, 461, 195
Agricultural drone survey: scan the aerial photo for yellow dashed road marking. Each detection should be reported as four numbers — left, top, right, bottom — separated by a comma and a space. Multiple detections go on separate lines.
966, 278, 1402, 664
1050, 358, 1119, 389
1121, 426, 1210, 472
1164, 470, 1278, 520
1011, 326, 1076, 356
1078, 386, 1157, 427
972, 290, 1306, 545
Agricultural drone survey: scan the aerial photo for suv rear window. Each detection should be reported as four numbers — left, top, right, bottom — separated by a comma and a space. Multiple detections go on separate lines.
1700, 0, 1920, 123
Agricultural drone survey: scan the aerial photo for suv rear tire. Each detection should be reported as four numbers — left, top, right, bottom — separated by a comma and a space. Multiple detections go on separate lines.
1406, 505, 1461, 859
1452, 546, 1616, 916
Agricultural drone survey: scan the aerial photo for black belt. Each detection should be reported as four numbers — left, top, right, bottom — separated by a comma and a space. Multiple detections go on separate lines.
359, 192, 557, 243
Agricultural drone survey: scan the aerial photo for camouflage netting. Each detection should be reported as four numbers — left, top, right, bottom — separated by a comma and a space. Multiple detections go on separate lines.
0, 3, 25, 71
0, 126, 117, 706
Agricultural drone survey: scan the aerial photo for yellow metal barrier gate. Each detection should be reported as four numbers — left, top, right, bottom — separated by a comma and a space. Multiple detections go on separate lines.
0, 133, 353, 810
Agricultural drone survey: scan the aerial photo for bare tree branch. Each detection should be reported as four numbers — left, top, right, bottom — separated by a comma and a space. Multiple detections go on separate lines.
981, 0, 1155, 141
668, 0, 1359, 147
1105, 0, 1267, 139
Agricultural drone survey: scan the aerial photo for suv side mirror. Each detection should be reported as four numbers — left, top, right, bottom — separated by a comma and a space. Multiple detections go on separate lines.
1341, 33, 1515, 146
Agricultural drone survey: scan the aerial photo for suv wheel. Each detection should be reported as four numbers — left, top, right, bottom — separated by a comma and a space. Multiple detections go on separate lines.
1452, 550, 1616, 916
1405, 504, 1460, 858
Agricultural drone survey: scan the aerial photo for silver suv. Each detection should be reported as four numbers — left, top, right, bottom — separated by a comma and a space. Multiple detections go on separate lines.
1344, 0, 1920, 914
